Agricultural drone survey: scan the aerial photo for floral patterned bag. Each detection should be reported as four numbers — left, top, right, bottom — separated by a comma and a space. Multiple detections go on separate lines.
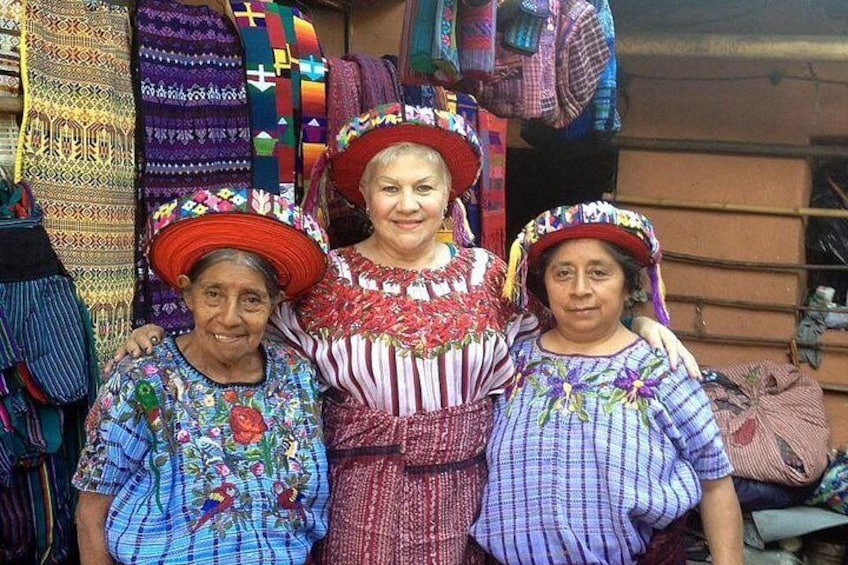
806, 449, 848, 515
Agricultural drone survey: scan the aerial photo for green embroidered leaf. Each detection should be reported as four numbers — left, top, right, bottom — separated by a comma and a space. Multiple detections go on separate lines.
609, 388, 627, 403
537, 408, 551, 427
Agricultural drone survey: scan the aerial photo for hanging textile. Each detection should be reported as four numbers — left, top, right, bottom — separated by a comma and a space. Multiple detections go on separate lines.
477, 109, 507, 259
437, 88, 481, 244
1, 176, 94, 564
133, 0, 252, 334
291, 2, 327, 194
15, 0, 135, 369
327, 57, 361, 142
231, 0, 327, 201
233, 0, 297, 198
458, 0, 496, 81
0, 0, 21, 98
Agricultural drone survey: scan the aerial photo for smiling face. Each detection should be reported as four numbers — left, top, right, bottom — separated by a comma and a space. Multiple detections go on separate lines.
543, 238, 632, 347
359, 145, 451, 260
180, 257, 276, 371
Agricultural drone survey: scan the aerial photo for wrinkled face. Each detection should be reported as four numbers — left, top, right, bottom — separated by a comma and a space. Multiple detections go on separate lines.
360, 152, 450, 257
543, 239, 629, 345
181, 260, 275, 367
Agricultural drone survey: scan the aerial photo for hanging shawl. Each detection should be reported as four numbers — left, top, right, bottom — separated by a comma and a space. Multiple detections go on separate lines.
16, 0, 135, 368
381, 56, 405, 105
0, 0, 21, 98
133, 0, 252, 334
232, 0, 298, 198
458, 0, 496, 80
343, 53, 398, 110
290, 3, 327, 196
327, 57, 362, 142
477, 109, 508, 259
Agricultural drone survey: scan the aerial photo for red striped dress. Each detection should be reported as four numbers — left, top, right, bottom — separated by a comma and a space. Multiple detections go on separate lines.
270, 245, 538, 563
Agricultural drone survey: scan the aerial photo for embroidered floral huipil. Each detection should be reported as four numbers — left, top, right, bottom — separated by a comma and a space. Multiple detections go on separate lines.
73, 337, 329, 564
271, 246, 539, 416
472, 337, 732, 565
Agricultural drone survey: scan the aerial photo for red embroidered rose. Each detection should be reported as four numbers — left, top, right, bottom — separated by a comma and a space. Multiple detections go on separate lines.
223, 390, 239, 404
229, 406, 268, 445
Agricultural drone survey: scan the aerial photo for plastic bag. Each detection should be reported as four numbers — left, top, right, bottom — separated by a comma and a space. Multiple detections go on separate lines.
806, 159, 848, 301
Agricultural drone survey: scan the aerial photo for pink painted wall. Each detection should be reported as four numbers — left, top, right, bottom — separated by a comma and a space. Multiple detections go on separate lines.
617, 57, 848, 446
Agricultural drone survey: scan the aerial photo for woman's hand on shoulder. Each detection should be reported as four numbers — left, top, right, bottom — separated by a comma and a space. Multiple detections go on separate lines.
103, 324, 166, 374
631, 316, 700, 380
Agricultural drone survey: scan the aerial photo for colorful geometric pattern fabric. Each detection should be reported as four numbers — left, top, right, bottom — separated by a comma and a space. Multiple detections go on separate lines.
291, 4, 326, 196
234, 0, 298, 198
232, 1, 327, 203
477, 109, 508, 259
16, 0, 135, 369
73, 336, 330, 564
0, 0, 21, 97
133, 0, 252, 334
149, 187, 328, 255
472, 337, 732, 564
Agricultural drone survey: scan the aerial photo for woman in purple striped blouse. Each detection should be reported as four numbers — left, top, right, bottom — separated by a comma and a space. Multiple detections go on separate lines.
473, 201, 743, 565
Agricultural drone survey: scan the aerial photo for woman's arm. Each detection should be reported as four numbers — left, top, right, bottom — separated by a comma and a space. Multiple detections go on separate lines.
631, 316, 700, 379
76, 491, 115, 565
699, 476, 743, 565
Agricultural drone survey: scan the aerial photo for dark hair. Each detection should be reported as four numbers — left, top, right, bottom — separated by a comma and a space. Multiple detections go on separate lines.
186, 249, 281, 299
529, 240, 644, 306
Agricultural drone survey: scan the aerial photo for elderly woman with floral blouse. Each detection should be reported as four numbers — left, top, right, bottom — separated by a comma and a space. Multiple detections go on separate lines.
117, 104, 698, 564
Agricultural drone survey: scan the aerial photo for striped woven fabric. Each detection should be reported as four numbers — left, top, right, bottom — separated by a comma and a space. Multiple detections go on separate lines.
16, 0, 135, 369
291, 4, 327, 196
0, 471, 32, 561
0, 0, 21, 98
701, 361, 830, 487
316, 391, 493, 565
458, 0, 496, 80
133, 0, 252, 334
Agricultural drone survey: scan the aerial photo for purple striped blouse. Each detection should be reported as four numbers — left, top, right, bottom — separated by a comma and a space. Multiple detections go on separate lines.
472, 337, 732, 564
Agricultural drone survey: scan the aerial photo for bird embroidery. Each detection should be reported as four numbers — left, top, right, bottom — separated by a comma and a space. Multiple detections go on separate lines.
274, 481, 306, 523
192, 482, 239, 532
134, 379, 166, 511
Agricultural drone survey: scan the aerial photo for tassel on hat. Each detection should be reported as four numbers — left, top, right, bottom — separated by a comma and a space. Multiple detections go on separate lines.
648, 262, 671, 327
503, 233, 530, 308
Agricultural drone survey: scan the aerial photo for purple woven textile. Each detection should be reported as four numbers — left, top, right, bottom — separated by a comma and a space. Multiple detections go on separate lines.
343, 53, 398, 110
548, 0, 610, 127
133, 0, 252, 333
327, 57, 362, 142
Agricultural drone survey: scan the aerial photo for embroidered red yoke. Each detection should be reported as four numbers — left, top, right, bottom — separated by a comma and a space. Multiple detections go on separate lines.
270, 245, 539, 416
